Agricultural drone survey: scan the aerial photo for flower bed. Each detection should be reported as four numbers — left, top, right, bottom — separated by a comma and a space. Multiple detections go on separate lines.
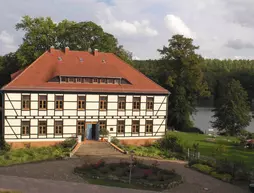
74, 159, 183, 191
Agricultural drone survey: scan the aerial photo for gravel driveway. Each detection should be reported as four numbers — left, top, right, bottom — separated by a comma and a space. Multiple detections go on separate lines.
0, 156, 249, 193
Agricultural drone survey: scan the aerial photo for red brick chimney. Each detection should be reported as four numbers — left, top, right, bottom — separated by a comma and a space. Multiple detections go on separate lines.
93, 49, 99, 56
50, 46, 55, 53
65, 47, 70, 54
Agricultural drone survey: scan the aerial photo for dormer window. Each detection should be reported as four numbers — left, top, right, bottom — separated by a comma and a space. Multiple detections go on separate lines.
100, 78, 106, 84
68, 77, 74, 82
93, 78, 99, 83
76, 78, 82, 83
114, 79, 120, 84
107, 79, 114, 84
49, 76, 131, 85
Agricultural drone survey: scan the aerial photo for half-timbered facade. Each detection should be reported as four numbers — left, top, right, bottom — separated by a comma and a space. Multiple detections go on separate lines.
1, 47, 169, 148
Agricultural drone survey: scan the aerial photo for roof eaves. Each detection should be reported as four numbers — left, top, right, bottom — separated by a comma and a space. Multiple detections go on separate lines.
2, 51, 49, 90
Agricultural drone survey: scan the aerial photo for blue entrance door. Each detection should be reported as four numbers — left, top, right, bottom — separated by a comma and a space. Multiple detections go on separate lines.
95, 123, 100, 140
86, 124, 92, 140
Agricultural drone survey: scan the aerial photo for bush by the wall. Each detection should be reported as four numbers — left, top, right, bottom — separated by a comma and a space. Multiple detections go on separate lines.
0, 139, 11, 152
159, 132, 184, 153
111, 137, 120, 146
58, 138, 77, 149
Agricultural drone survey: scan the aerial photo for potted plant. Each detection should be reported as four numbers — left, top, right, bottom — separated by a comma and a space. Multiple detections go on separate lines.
99, 128, 109, 141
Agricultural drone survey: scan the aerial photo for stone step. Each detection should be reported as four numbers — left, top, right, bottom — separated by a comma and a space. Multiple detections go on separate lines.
74, 141, 122, 157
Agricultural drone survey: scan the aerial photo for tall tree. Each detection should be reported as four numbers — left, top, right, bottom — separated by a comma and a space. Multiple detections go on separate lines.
15, 16, 132, 66
211, 79, 251, 136
158, 35, 210, 130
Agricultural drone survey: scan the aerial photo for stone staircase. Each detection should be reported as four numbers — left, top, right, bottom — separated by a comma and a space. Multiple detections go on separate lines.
74, 141, 124, 157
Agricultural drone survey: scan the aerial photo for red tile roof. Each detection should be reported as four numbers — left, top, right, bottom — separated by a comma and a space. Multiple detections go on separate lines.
2, 48, 169, 94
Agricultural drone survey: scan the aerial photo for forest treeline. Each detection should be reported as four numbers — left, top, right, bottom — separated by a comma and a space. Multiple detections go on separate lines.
133, 59, 254, 107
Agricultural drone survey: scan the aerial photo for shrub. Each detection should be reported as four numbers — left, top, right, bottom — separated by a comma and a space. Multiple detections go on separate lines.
210, 171, 232, 182
191, 164, 214, 174
111, 137, 120, 146
159, 132, 184, 153
59, 138, 77, 149
100, 128, 109, 137
184, 127, 204, 134
0, 139, 11, 152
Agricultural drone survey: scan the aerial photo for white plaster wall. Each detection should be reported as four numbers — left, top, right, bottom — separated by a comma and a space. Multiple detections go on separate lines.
3, 92, 168, 141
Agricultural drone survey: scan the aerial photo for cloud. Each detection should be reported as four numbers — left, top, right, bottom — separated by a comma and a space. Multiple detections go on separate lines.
223, 0, 254, 28
0, 30, 17, 54
132, 55, 140, 60
164, 14, 194, 38
0, 30, 14, 45
98, 9, 158, 37
225, 39, 254, 50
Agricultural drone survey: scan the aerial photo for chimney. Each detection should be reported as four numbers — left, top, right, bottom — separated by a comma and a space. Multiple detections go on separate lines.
65, 47, 70, 54
93, 49, 99, 56
50, 46, 55, 53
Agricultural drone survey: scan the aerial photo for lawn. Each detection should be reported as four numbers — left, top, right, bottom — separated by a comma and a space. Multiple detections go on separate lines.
172, 132, 254, 169
123, 132, 254, 169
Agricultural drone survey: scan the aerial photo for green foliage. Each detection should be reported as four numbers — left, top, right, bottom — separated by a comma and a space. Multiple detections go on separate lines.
100, 128, 109, 137
159, 132, 184, 153
58, 138, 77, 149
191, 164, 213, 174
111, 137, 120, 146
0, 146, 69, 166
0, 139, 11, 152
15, 15, 132, 67
211, 79, 251, 136
158, 35, 210, 131
210, 171, 232, 182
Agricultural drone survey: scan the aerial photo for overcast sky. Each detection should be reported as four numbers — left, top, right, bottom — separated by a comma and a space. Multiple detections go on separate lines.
1, 0, 254, 60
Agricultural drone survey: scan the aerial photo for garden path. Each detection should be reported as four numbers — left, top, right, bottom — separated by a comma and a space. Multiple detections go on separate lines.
0, 156, 248, 193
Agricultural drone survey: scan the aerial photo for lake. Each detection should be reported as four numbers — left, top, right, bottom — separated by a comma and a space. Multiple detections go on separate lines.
193, 107, 254, 133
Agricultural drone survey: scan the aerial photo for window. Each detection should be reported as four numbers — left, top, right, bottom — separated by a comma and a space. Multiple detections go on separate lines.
107, 79, 114, 84
68, 77, 74, 82
54, 121, 63, 135
117, 120, 125, 134
22, 95, 30, 110
39, 95, 47, 110
93, 78, 99, 83
118, 97, 126, 110
61, 77, 67, 82
145, 120, 153, 133
77, 121, 85, 135
100, 96, 107, 110
99, 120, 107, 130
78, 96, 86, 110
133, 97, 140, 110
146, 97, 154, 111
38, 121, 47, 135
132, 120, 140, 133
55, 96, 63, 110
21, 121, 30, 135
76, 78, 82, 83
100, 78, 106, 84
85, 78, 92, 83
114, 79, 120, 84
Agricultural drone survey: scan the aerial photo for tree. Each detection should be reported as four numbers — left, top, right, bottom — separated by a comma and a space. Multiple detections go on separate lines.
15, 15, 132, 66
211, 79, 251, 136
158, 35, 210, 131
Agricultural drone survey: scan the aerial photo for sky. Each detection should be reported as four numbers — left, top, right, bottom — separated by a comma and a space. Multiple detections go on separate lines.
1, 0, 254, 60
